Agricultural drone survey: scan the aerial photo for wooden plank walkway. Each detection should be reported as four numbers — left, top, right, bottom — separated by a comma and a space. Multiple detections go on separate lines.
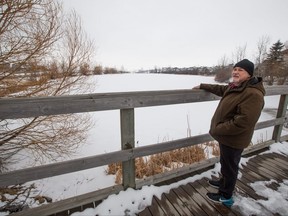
137, 152, 288, 216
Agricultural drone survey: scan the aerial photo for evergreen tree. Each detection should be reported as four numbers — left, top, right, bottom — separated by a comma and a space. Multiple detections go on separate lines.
267, 40, 285, 61
265, 40, 286, 85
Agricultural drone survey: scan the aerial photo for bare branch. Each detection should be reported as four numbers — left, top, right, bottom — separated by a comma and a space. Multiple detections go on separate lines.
0, 0, 95, 171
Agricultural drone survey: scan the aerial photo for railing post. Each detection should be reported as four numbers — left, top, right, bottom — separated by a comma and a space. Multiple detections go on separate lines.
272, 94, 288, 142
120, 108, 136, 189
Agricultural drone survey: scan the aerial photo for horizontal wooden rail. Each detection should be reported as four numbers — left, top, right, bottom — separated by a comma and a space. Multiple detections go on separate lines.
0, 86, 287, 119
254, 116, 288, 130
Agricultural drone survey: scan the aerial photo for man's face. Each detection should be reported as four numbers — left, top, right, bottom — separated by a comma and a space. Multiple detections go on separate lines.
231, 67, 251, 85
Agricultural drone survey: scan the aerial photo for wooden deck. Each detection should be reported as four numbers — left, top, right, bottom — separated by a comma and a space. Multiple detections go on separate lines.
137, 152, 288, 216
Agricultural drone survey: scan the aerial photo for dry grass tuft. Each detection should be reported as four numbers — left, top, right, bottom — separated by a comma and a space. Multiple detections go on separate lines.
107, 141, 219, 184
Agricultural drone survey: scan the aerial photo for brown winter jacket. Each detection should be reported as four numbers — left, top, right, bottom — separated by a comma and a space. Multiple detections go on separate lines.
200, 77, 265, 149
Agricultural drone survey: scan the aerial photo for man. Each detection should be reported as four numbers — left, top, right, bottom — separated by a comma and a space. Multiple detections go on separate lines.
194, 59, 265, 207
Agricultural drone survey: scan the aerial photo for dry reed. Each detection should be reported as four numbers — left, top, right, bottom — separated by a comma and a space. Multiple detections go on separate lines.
107, 141, 219, 184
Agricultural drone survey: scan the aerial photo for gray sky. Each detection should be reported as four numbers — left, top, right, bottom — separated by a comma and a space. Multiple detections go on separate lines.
63, 0, 288, 71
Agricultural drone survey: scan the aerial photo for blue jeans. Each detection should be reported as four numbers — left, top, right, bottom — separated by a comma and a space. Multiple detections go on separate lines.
219, 143, 243, 198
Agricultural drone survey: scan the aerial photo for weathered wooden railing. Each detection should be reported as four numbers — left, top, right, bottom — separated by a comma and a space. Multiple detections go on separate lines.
0, 86, 287, 216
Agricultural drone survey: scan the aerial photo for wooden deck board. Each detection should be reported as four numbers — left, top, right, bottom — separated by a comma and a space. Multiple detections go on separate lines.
154, 194, 181, 216
180, 183, 217, 215
163, 191, 193, 215
240, 164, 267, 181
248, 159, 287, 181
255, 156, 288, 177
171, 187, 206, 216
137, 152, 287, 216
147, 197, 166, 216
262, 154, 288, 171
137, 207, 153, 216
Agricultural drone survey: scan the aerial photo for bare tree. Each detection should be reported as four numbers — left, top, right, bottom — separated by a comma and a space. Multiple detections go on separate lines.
232, 44, 247, 63
214, 55, 233, 83
217, 55, 230, 67
254, 35, 270, 77
0, 0, 95, 169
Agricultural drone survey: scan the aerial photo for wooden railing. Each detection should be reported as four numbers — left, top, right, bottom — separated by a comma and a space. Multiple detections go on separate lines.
0, 86, 287, 216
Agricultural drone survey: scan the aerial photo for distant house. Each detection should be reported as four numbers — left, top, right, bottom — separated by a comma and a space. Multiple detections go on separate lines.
282, 49, 288, 62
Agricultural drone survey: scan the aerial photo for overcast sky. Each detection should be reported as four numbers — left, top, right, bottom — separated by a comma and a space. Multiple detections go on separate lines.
63, 0, 288, 71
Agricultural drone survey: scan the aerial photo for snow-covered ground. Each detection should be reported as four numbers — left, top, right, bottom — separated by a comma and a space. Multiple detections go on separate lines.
1, 74, 287, 216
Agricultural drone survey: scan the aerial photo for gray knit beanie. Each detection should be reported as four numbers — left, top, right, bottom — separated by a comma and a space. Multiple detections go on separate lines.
233, 59, 254, 76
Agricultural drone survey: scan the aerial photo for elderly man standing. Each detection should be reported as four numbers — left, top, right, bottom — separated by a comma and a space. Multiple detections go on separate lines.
194, 59, 265, 207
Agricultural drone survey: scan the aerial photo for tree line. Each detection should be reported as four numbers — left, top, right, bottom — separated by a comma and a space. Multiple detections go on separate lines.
144, 40, 288, 85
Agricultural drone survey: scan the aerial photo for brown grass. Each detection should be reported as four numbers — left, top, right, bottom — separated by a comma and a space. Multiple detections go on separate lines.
206, 141, 220, 156
0, 77, 50, 97
107, 141, 219, 184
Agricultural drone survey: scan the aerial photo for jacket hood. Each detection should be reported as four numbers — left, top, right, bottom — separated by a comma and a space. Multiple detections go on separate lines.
247, 76, 266, 96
